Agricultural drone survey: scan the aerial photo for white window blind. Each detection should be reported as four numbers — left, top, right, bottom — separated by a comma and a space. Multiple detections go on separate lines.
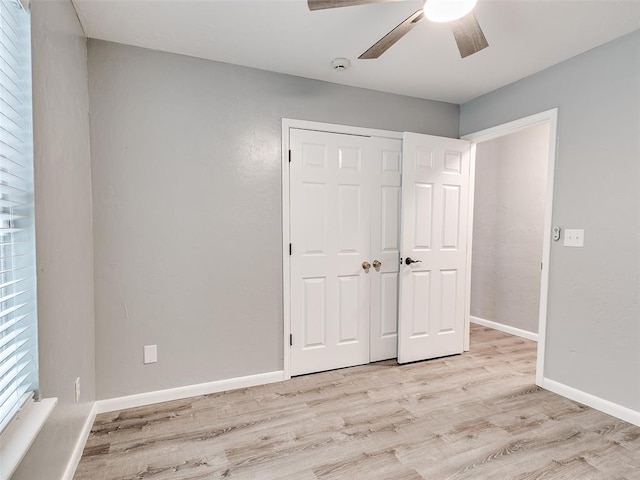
0, 0, 37, 433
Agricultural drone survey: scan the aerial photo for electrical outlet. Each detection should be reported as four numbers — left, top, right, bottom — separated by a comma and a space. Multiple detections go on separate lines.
144, 345, 158, 364
74, 377, 80, 403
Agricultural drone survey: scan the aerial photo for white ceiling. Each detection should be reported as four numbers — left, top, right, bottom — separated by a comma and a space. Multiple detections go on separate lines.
72, 0, 640, 104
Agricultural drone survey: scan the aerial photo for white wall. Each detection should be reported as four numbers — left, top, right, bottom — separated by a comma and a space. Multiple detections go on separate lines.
471, 123, 549, 334
87, 40, 460, 400
13, 1, 95, 479
461, 30, 640, 413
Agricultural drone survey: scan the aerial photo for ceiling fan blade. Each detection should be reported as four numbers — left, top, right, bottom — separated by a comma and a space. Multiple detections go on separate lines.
308, 0, 403, 11
450, 12, 488, 58
359, 9, 424, 59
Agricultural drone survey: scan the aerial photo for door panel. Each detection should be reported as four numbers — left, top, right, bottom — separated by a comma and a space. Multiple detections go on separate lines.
290, 129, 371, 376
442, 185, 461, 248
338, 275, 360, 343
379, 272, 399, 336
440, 270, 458, 332
381, 186, 400, 251
303, 277, 326, 348
301, 183, 327, 254
370, 137, 402, 362
337, 184, 362, 252
414, 183, 433, 248
398, 132, 470, 364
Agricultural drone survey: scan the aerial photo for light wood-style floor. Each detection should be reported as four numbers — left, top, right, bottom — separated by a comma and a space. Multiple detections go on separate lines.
74, 325, 640, 479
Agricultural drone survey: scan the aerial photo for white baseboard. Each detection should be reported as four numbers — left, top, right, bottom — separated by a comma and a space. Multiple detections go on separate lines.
541, 377, 640, 427
61, 402, 97, 480
470, 316, 539, 342
95, 370, 285, 414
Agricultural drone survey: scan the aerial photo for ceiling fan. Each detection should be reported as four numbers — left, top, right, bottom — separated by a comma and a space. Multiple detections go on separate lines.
307, 0, 489, 59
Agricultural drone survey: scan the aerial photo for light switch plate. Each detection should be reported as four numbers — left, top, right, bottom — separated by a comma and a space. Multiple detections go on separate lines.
563, 229, 584, 247
143, 345, 158, 364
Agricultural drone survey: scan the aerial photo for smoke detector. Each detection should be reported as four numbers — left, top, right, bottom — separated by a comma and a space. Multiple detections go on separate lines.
331, 58, 351, 71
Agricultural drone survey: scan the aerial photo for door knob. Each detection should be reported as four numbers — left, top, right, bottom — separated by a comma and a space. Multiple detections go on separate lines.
362, 261, 371, 271
405, 257, 422, 265
372, 260, 382, 269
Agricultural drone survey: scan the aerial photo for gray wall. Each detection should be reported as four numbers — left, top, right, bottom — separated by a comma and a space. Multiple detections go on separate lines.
13, 1, 95, 479
461, 30, 640, 412
87, 40, 459, 399
471, 123, 549, 334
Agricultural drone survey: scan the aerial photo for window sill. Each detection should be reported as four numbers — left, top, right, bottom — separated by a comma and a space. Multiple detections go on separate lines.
0, 397, 57, 480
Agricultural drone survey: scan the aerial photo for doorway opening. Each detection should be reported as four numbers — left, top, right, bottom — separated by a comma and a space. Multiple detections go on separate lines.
463, 109, 558, 386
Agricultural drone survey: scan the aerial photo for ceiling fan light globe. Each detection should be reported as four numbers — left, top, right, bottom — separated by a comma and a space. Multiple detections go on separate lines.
423, 0, 477, 22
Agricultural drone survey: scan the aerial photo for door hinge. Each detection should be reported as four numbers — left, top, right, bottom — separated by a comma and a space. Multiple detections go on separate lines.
289, 334, 293, 346
541, 262, 543, 270
288, 150, 291, 163
289, 243, 292, 256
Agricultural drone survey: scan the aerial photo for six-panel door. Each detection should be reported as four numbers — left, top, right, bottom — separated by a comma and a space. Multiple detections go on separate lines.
289, 129, 372, 375
369, 137, 402, 362
397, 132, 471, 364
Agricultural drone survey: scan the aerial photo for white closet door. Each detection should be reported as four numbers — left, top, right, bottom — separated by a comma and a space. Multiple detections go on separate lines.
289, 129, 371, 376
369, 137, 402, 362
397, 132, 471, 364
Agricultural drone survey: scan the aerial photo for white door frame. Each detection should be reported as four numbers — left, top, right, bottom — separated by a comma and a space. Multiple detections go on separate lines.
461, 108, 559, 386
281, 118, 402, 380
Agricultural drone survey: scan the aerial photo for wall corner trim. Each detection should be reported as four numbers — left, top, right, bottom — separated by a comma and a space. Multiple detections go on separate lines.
470, 316, 539, 342
540, 377, 640, 427
95, 370, 286, 414
61, 402, 98, 480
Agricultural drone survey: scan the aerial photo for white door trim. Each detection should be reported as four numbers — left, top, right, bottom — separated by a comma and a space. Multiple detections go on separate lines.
461, 108, 559, 387
282, 119, 402, 380
462, 143, 477, 352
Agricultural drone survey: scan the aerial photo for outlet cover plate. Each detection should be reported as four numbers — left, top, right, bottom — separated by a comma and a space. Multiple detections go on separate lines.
564, 229, 584, 247
144, 345, 158, 364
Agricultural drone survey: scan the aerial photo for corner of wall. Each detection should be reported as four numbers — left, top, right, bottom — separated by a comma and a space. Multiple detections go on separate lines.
11, 0, 96, 478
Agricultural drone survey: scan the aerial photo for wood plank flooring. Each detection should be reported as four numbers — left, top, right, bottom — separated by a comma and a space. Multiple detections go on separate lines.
74, 325, 640, 479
